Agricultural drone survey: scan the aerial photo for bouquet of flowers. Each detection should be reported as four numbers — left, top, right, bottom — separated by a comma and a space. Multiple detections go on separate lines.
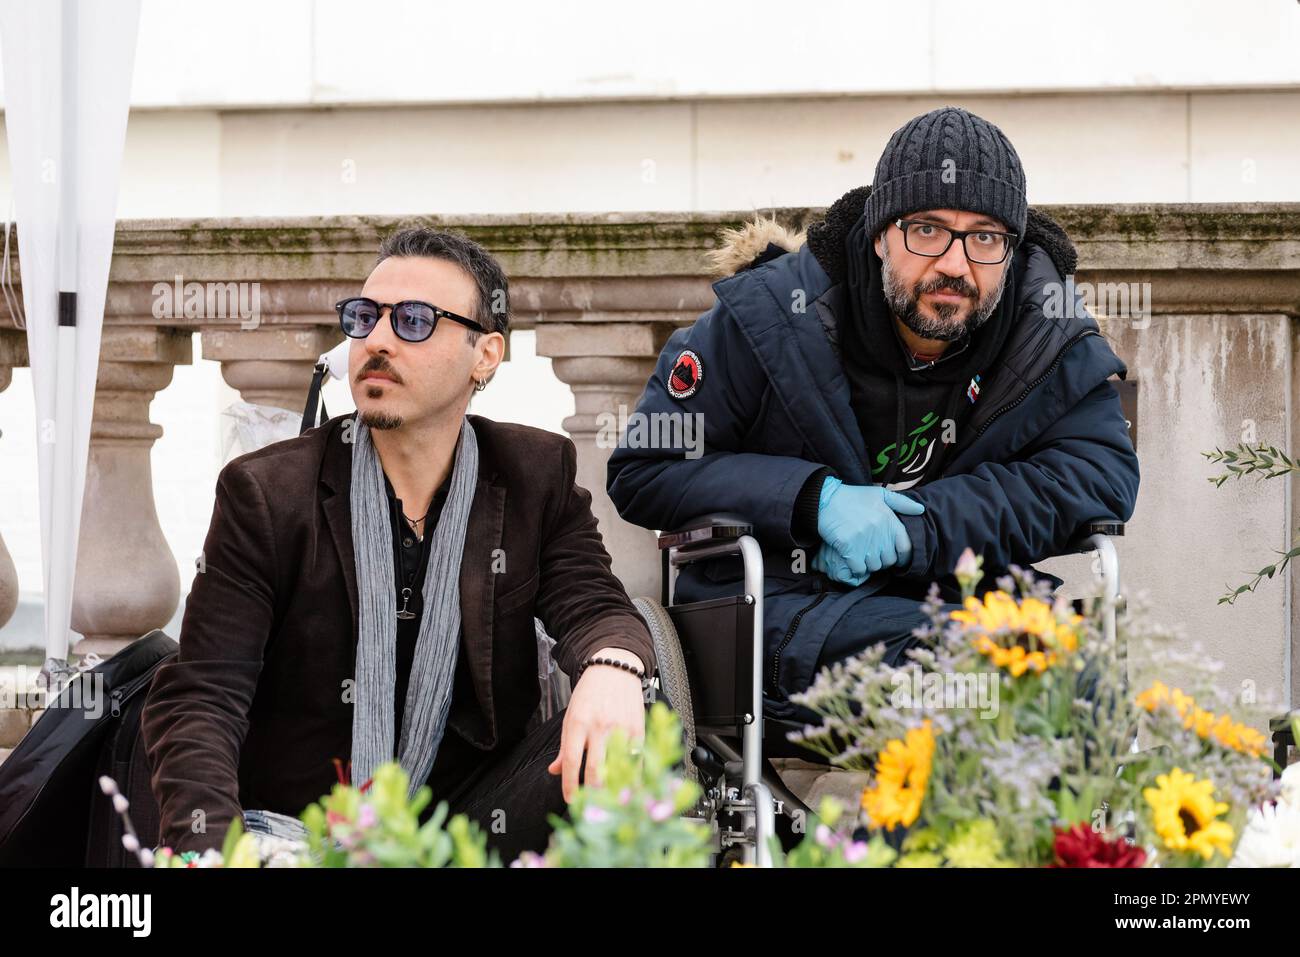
299, 762, 498, 868
523, 701, 711, 868
772, 795, 896, 868
117, 702, 708, 868
785, 550, 1283, 867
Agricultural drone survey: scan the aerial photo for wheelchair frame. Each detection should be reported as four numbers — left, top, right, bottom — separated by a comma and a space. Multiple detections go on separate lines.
636, 514, 1126, 867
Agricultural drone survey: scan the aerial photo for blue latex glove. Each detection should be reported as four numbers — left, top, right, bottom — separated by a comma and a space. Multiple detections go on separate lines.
812, 541, 871, 587
814, 476, 925, 585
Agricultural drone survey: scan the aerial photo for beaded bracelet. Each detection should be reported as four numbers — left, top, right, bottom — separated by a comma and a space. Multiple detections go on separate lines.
579, 655, 656, 704
579, 655, 647, 682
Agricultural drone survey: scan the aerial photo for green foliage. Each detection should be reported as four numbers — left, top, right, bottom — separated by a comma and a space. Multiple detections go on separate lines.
775, 797, 895, 868
150, 817, 264, 868
1203, 443, 1300, 603
300, 762, 499, 868
1215, 544, 1300, 605
538, 702, 712, 868
1203, 443, 1300, 486
788, 567, 1271, 867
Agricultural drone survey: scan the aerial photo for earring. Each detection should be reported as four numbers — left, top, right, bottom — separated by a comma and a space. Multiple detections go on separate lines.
473, 378, 487, 392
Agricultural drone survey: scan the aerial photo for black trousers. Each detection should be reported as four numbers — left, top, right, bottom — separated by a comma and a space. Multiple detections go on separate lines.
440, 690, 671, 864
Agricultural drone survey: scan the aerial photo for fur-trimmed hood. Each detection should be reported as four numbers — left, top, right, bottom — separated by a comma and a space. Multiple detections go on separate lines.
695, 180, 1125, 474
707, 183, 1078, 281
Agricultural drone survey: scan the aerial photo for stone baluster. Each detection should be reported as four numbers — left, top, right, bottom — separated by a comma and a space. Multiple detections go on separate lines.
0, 329, 25, 632
70, 326, 192, 656
537, 321, 675, 602
202, 326, 344, 412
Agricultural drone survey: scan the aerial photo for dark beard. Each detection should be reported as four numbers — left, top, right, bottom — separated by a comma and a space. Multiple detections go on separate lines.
881, 239, 1008, 342
360, 409, 403, 430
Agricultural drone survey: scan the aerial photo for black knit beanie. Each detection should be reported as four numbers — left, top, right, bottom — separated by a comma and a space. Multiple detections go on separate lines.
862, 107, 1028, 242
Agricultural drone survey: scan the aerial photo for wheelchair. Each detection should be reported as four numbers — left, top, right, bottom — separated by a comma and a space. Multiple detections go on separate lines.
633, 514, 1126, 867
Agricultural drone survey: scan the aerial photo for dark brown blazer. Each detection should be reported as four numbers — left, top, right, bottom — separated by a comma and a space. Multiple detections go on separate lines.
141, 411, 656, 852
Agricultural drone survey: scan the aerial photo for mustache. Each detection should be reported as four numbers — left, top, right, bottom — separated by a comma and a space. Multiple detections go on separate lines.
915, 276, 978, 299
358, 359, 402, 384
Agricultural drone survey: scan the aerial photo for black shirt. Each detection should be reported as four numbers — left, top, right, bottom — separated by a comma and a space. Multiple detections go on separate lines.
382, 469, 451, 751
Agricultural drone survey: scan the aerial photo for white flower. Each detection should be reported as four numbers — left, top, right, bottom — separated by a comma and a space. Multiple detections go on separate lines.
252, 833, 309, 868
954, 548, 977, 574
1229, 798, 1300, 868
1279, 762, 1300, 807
954, 548, 982, 586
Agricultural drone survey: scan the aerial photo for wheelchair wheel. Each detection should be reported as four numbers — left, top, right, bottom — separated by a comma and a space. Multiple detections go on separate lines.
632, 597, 697, 783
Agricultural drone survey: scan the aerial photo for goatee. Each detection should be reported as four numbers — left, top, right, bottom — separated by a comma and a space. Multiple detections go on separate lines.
360, 409, 404, 431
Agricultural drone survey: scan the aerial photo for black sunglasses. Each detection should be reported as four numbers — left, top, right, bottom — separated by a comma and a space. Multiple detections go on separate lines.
335, 296, 485, 343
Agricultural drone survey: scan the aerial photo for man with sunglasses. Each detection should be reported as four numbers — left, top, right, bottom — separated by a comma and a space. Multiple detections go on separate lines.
144, 228, 657, 861
608, 107, 1139, 715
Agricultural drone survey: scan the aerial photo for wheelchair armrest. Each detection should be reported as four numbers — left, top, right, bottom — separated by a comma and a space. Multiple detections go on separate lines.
1063, 520, 1125, 555
657, 513, 754, 553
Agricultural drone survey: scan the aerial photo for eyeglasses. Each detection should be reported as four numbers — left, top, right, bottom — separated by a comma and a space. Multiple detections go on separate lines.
335, 296, 485, 343
894, 219, 1017, 265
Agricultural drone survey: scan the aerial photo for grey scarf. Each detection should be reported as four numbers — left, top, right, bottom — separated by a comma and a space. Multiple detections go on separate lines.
349, 415, 479, 797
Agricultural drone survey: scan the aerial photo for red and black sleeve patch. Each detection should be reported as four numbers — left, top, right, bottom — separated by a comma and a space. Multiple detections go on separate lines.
666, 349, 703, 399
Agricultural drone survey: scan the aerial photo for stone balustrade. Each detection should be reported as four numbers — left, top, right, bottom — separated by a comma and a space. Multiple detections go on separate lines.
0, 205, 1297, 722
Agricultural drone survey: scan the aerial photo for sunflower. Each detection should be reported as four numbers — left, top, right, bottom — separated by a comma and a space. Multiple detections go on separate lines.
1135, 683, 1268, 757
1142, 767, 1236, 861
861, 721, 935, 831
1136, 681, 1198, 721
1207, 714, 1268, 757
950, 592, 1081, 675
1134, 680, 1171, 712
971, 637, 1053, 677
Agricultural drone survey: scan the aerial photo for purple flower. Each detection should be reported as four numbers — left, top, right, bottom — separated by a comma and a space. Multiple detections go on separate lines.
815, 824, 835, 848
842, 840, 870, 864
511, 851, 549, 868
617, 788, 633, 806
583, 805, 611, 824
358, 804, 377, 828
646, 798, 673, 822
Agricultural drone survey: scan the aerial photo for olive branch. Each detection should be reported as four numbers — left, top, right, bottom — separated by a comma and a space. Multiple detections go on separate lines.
1203, 443, 1300, 604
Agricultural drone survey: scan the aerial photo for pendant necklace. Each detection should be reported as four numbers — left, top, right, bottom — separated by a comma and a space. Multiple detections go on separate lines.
396, 507, 430, 620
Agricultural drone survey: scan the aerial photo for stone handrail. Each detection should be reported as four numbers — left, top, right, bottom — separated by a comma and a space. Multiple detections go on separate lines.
0, 205, 1297, 724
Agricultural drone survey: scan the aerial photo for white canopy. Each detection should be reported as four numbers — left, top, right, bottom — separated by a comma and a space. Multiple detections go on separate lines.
0, 0, 141, 674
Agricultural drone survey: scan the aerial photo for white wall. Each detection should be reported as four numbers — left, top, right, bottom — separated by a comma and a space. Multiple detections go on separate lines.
3, 0, 1297, 109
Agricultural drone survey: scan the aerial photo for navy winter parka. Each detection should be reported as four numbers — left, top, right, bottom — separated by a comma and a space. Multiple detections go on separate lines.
607, 186, 1139, 712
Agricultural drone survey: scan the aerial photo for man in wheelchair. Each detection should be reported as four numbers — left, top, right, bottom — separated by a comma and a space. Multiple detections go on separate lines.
607, 107, 1139, 724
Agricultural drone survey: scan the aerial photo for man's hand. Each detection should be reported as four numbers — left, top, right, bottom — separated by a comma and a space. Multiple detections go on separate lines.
812, 541, 870, 587
547, 647, 647, 801
815, 476, 924, 584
